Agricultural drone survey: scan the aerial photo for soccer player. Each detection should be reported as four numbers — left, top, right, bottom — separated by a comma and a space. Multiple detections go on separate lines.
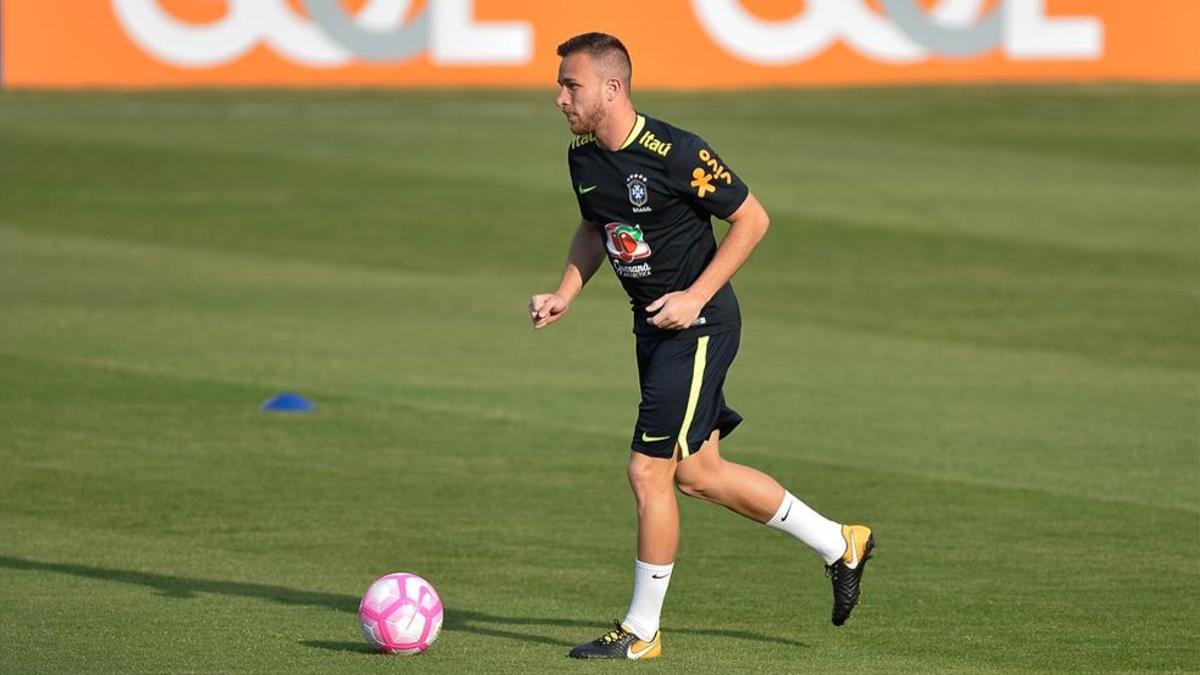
529, 33, 875, 660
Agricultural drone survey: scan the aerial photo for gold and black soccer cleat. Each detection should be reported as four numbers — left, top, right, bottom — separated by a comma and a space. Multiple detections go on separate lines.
826, 524, 876, 626
568, 621, 662, 660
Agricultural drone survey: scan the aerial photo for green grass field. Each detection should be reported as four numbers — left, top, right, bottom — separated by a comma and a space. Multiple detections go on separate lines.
1, 85, 1197, 673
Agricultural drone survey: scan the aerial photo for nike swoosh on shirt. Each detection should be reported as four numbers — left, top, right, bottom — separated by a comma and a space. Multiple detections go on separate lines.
578, 184, 597, 194
641, 433, 671, 442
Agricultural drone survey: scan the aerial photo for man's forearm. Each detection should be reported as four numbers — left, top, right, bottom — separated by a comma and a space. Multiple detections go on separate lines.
687, 195, 770, 304
556, 220, 605, 302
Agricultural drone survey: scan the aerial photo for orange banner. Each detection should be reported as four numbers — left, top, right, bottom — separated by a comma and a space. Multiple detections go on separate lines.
3, 1, 1197, 88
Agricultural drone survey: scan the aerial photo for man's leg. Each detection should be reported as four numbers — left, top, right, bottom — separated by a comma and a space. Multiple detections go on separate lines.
673, 430, 875, 625
570, 334, 695, 660
628, 451, 679, 563
569, 452, 675, 660
672, 429, 785, 523
674, 431, 845, 560
621, 452, 677, 642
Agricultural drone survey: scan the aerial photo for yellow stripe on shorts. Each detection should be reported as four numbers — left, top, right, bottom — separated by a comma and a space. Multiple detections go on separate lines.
676, 335, 710, 459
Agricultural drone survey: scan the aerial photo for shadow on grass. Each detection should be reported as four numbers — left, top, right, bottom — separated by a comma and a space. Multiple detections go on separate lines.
299, 640, 376, 654
0, 556, 806, 650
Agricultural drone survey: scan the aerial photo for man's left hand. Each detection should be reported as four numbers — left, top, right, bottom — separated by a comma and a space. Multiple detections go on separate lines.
645, 291, 705, 330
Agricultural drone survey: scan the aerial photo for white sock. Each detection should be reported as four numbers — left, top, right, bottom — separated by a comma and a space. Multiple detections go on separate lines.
766, 491, 846, 564
622, 559, 673, 641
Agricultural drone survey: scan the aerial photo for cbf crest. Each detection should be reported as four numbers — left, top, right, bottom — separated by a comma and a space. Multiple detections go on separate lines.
626, 173, 651, 213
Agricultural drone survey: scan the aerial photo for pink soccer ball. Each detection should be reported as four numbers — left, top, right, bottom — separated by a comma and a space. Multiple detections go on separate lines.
358, 573, 444, 654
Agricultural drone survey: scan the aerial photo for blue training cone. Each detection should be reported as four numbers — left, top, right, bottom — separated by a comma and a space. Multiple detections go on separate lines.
261, 392, 316, 413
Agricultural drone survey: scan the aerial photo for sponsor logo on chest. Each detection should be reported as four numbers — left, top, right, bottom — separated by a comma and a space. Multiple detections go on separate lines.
638, 130, 672, 157
605, 222, 654, 278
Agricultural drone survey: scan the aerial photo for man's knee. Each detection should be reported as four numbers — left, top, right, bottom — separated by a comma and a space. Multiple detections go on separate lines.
674, 433, 722, 499
627, 454, 674, 499
675, 454, 719, 500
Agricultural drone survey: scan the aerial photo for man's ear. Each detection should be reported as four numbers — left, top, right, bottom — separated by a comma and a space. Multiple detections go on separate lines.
606, 77, 621, 101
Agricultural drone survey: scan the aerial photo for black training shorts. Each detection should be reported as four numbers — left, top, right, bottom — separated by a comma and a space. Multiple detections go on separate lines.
630, 329, 743, 459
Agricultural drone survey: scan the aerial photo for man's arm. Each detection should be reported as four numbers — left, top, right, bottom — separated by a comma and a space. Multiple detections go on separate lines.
645, 193, 769, 330
529, 219, 606, 329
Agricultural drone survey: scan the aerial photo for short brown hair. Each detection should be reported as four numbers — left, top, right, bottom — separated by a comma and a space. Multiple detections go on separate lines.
556, 32, 632, 89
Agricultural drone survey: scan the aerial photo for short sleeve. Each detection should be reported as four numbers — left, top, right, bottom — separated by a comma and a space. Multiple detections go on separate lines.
572, 183, 595, 222
667, 132, 750, 220
568, 152, 596, 222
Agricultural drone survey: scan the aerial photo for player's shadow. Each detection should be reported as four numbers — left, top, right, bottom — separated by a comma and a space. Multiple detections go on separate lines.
0, 556, 807, 650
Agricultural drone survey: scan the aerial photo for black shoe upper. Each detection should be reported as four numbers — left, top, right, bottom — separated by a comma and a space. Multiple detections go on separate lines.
568, 621, 643, 659
827, 534, 875, 626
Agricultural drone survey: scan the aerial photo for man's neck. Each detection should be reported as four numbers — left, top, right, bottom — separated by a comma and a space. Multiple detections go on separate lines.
594, 104, 638, 151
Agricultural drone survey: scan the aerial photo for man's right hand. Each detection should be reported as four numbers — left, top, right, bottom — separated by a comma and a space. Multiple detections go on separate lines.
529, 293, 570, 330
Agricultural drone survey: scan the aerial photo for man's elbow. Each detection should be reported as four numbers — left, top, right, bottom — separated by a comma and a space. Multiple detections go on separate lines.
746, 196, 770, 237
727, 194, 770, 241
751, 211, 770, 243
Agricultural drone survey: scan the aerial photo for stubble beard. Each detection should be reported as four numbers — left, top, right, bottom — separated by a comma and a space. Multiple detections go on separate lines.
570, 99, 606, 135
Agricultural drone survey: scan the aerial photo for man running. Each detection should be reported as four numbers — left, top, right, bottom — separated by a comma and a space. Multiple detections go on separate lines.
529, 32, 875, 660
